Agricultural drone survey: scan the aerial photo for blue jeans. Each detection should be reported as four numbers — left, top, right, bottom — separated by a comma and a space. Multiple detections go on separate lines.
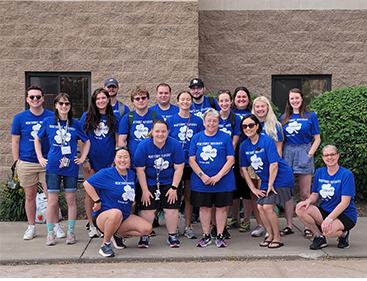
46, 173, 77, 193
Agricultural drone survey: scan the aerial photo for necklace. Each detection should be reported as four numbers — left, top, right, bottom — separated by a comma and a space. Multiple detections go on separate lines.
115, 167, 128, 185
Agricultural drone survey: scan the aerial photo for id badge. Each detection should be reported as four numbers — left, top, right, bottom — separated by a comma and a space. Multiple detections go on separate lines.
61, 146, 71, 155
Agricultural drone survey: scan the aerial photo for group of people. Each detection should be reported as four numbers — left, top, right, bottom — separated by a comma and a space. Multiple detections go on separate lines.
11, 77, 357, 257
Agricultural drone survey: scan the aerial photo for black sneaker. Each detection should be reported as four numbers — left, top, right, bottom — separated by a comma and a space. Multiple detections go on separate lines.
138, 235, 150, 248
337, 230, 350, 249
210, 225, 217, 239
99, 242, 115, 257
223, 227, 231, 240
215, 234, 228, 248
149, 230, 156, 237
167, 234, 180, 248
309, 235, 328, 250
111, 234, 126, 249
196, 234, 212, 248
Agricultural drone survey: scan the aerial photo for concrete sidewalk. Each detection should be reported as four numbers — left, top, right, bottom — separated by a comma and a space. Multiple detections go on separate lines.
1, 217, 366, 265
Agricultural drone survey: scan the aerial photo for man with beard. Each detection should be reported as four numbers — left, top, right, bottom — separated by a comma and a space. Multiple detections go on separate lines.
104, 78, 130, 121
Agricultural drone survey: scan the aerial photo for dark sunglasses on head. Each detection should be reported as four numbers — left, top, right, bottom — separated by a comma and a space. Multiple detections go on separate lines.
58, 101, 70, 106
242, 123, 256, 129
29, 95, 42, 100
133, 96, 148, 101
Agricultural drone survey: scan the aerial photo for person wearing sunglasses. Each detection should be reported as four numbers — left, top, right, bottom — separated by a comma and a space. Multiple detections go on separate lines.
239, 114, 294, 249
118, 86, 164, 164
134, 120, 185, 248
11, 85, 54, 240
80, 88, 120, 239
189, 109, 235, 248
296, 145, 357, 250
35, 93, 90, 246
83, 146, 152, 257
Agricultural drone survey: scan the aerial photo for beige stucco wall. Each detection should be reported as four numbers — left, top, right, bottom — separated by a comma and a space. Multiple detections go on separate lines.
198, 9, 367, 96
0, 0, 199, 180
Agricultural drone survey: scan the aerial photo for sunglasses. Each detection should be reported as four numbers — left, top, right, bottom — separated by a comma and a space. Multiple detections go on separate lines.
29, 95, 42, 100
323, 153, 337, 158
242, 123, 256, 129
133, 96, 148, 101
58, 101, 71, 106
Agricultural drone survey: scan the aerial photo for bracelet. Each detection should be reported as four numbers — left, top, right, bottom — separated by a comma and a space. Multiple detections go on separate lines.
198, 171, 204, 178
94, 199, 101, 204
170, 185, 178, 190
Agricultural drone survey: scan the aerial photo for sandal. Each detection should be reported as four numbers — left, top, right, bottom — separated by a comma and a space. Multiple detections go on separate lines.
304, 229, 313, 238
259, 239, 272, 247
268, 241, 284, 249
280, 227, 294, 236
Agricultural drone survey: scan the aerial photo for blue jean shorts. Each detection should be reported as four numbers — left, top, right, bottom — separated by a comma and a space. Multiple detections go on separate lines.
283, 143, 314, 175
46, 173, 78, 193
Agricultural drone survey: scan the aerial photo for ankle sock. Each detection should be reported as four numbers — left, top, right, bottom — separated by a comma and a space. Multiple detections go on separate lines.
47, 223, 55, 234
67, 220, 76, 233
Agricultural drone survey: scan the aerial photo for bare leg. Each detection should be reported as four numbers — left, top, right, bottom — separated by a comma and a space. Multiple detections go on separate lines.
263, 204, 281, 243
215, 207, 228, 235
24, 184, 37, 225
199, 207, 212, 235
96, 209, 122, 243
164, 208, 179, 234
299, 174, 312, 201
118, 214, 152, 237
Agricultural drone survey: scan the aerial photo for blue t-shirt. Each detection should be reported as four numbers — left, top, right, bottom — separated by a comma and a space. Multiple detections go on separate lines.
86, 167, 136, 219
260, 122, 284, 142
312, 166, 357, 224
281, 112, 320, 145
112, 102, 130, 122
118, 109, 164, 161
232, 108, 251, 120
239, 134, 294, 190
11, 109, 54, 163
149, 104, 179, 122
219, 113, 241, 138
37, 117, 89, 177
167, 114, 204, 165
134, 137, 184, 187
80, 112, 119, 172
189, 131, 235, 193
190, 96, 220, 120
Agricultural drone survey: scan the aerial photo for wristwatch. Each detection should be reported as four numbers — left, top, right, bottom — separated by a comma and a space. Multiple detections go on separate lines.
198, 171, 204, 178
171, 185, 178, 190
94, 199, 101, 203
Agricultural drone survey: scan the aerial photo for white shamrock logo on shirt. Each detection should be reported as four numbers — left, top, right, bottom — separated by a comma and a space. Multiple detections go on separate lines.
286, 121, 302, 134
154, 157, 169, 171
250, 154, 264, 170
319, 183, 335, 200
54, 129, 71, 144
122, 185, 135, 202
195, 111, 204, 120
94, 122, 109, 137
220, 127, 231, 136
200, 145, 217, 161
30, 123, 41, 139
178, 125, 193, 141
134, 123, 149, 139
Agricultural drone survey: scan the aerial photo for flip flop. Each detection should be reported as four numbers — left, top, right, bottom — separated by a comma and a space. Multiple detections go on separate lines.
280, 227, 294, 236
259, 240, 272, 247
268, 241, 284, 249
304, 229, 313, 238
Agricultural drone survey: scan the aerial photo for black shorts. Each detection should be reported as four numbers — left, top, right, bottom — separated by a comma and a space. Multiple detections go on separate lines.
190, 190, 233, 208
318, 207, 356, 231
233, 155, 252, 200
139, 184, 182, 211
92, 210, 126, 234
182, 166, 193, 181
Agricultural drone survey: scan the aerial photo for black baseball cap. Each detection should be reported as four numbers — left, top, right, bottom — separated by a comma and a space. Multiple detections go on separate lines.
189, 78, 204, 88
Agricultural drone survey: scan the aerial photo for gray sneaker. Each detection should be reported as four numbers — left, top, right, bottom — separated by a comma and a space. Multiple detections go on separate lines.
66, 232, 76, 245
46, 233, 56, 246
251, 225, 266, 237
99, 242, 115, 257
184, 227, 197, 239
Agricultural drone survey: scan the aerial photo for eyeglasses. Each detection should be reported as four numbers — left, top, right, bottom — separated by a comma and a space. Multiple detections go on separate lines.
322, 153, 337, 158
29, 95, 42, 100
242, 123, 256, 129
133, 96, 148, 101
58, 101, 70, 106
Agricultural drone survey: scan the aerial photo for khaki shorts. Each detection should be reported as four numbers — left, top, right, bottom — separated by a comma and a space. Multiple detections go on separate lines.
16, 160, 46, 188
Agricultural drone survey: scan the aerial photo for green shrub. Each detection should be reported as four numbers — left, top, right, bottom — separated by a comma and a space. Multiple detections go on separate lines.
0, 177, 27, 221
310, 85, 367, 201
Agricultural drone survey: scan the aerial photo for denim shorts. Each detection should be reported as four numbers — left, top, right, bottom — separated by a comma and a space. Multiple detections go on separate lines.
46, 173, 78, 193
283, 143, 314, 174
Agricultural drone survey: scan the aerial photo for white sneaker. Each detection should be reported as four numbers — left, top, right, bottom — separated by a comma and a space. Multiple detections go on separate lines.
23, 225, 36, 240
54, 223, 66, 238
88, 225, 100, 238
251, 225, 266, 237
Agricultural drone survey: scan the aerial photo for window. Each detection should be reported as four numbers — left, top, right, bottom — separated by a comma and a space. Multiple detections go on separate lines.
25, 72, 91, 118
271, 75, 331, 114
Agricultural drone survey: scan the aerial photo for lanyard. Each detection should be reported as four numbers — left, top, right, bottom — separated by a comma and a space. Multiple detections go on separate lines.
57, 120, 69, 147
181, 114, 191, 149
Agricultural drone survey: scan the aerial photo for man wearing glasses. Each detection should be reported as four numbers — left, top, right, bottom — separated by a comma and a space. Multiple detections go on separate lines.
104, 77, 130, 121
11, 86, 56, 240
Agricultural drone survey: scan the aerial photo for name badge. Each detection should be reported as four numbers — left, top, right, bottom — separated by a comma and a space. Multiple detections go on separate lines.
61, 146, 71, 155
